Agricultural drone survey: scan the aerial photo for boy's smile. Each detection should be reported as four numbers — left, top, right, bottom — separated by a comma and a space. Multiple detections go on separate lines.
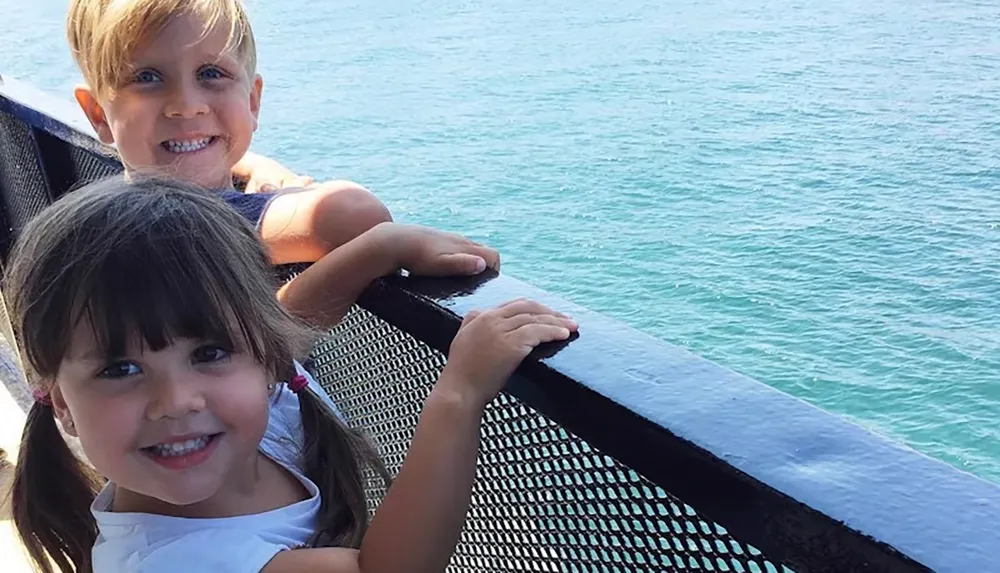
75, 11, 262, 190
162, 135, 218, 154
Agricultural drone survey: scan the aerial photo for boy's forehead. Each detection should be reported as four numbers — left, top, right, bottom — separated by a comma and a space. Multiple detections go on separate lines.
130, 11, 238, 64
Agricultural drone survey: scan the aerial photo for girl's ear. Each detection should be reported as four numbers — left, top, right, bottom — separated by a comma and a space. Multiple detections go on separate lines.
49, 385, 79, 438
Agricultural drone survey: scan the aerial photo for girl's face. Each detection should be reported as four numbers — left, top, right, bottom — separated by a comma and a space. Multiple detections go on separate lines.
51, 319, 272, 512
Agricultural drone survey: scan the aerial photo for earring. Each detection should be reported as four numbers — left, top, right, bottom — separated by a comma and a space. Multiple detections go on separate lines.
64, 419, 75, 430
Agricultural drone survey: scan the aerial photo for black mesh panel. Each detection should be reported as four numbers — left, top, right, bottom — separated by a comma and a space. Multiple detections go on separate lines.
0, 111, 54, 256
0, 112, 122, 261
33, 129, 122, 201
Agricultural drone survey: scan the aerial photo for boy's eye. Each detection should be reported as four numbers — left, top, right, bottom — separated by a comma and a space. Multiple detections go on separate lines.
98, 361, 141, 379
131, 69, 162, 84
192, 345, 231, 364
198, 65, 228, 81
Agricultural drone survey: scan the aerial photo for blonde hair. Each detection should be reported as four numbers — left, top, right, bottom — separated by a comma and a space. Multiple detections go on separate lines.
67, 0, 257, 98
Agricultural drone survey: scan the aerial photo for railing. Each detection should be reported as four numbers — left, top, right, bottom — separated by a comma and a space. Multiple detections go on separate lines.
1, 72, 998, 573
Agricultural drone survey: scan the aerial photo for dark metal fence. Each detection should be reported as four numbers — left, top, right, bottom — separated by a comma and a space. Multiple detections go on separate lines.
2, 73, 997, 573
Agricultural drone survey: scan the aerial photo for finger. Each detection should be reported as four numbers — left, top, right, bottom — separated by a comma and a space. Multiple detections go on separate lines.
288, 175, 314, 188
460, 310, 482, 327
426, 253, 488, 276
501, 313, 578, 333
471, 245, 500, 271
445, 235, 499, 270
456, 310, 482, 334
496, 298, 573, 321
446, 240, 499, 271
507, 323, 574, 348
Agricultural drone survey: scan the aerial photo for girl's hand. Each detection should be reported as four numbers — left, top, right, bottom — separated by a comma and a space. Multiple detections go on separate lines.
438, 299, 578, 409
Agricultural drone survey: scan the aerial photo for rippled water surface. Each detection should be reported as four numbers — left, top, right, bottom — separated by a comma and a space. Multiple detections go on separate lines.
3, 0, 999, 480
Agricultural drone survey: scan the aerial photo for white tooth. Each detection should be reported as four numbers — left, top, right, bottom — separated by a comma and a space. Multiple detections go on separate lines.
165, 138, 212, 154
151, 436, 210, 457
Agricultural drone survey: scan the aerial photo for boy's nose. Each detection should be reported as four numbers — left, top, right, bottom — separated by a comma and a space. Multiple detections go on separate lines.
163, 84, 209, 119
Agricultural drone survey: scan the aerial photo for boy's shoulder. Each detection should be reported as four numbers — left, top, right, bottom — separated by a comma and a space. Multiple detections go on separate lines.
217, 189, 281, 230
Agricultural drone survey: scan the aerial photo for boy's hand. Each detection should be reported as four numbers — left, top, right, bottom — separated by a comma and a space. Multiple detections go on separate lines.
248, 165, 313, 193
252, 175, 314, 193
439, 299, 577, 409
378, 223, 501, 277
234, 151, 313, 192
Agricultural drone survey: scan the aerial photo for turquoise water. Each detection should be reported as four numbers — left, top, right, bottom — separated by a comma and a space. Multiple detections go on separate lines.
3, 0, 999, 482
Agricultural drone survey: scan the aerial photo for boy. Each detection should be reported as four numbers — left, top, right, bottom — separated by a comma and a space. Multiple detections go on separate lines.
65, 0, 499, 326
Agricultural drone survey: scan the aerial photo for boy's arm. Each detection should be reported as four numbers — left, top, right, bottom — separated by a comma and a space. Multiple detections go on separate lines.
277, 223, 499, 328
275, 224, 397, 327
233, 151, 392, 264
259, 183, 393, 265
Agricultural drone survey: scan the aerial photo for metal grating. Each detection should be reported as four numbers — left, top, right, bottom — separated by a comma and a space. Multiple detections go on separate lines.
0, 111, 53, 243
0, 114, 121, 261
310, 306, 795, 573
59, 142, 122, 197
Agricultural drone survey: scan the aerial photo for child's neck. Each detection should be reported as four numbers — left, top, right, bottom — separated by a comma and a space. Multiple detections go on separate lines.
123, 168, 236, 192
111, 451, 306, 518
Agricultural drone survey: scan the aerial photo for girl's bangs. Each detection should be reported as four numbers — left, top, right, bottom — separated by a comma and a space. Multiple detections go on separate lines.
69, 218, 268, 364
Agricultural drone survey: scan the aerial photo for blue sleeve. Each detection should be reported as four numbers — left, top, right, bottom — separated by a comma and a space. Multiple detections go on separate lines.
217, 190, 278, 230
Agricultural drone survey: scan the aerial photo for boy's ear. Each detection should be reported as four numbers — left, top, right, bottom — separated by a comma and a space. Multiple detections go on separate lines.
249, 74, 262, 132
49, 385, 79, 438
74, 85, 116, 145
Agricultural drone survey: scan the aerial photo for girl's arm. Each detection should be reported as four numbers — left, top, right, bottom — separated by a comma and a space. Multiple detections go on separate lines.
261, 385, 481, 573
263, 301, 578, 573
356, 380, 483, 573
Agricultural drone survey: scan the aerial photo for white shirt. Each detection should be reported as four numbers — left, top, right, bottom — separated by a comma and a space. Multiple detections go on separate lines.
91, 363, 335, 573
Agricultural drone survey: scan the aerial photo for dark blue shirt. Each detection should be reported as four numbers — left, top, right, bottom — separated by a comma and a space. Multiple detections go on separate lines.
217, 189, 278, 230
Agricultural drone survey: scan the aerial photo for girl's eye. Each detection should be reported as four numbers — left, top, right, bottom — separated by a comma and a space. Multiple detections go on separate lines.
131, 69, 162, 84
98, 361, 141, 379
192, 345, 231, 364
198, 65, 228, 81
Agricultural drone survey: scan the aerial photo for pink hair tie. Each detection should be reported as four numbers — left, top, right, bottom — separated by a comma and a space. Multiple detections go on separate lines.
288, 374, 309, 394
32, 389, 52, 406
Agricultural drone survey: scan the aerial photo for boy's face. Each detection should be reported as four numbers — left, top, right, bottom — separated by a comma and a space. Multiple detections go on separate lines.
76, 13, 261, 189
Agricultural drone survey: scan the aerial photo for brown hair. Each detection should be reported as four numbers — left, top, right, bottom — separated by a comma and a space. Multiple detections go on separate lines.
4, 177, 388, 573
67, 0, 257, 98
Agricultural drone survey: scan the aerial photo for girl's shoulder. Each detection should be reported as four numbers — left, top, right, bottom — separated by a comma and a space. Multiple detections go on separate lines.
261, 383, 306, 469
261, 361, 343, 474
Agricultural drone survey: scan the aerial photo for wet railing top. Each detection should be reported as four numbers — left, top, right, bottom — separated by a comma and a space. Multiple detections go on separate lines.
2, 72, 999, 573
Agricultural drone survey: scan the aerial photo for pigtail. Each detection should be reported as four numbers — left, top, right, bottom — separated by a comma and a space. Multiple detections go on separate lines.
12, 402, 103, 573
297, 386, 391, 548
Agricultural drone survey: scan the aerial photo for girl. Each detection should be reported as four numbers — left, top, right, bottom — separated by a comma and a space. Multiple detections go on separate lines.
5, 177, 577, 573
